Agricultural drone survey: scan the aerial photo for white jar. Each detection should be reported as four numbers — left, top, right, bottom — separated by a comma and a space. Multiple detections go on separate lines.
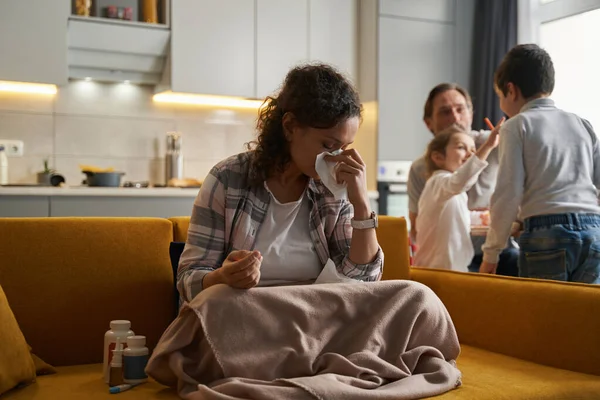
123, 336, 149, 384
103, 320, 135, 384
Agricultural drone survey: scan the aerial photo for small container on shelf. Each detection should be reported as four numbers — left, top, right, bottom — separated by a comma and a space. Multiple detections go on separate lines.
123, 7, 133, 21
143, 0, 158, 23
106, 5, 118, 18
75, 0, 92, 16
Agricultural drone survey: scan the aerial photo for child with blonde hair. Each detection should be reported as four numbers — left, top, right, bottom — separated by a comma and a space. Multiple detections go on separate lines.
414, 123, 501, 271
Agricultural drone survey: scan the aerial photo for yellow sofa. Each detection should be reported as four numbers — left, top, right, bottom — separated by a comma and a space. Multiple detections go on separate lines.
1, 216, 599, 399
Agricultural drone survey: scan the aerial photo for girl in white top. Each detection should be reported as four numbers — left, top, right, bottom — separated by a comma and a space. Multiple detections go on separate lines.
414, 123, 500, 271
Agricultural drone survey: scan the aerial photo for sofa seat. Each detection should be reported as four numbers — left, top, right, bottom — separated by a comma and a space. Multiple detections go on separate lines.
5, 345, 600, 399
3, 364, 178, 399
437, 345, 600, 399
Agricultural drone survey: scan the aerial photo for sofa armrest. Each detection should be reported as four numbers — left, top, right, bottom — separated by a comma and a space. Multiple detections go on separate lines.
411, 267, 600, 376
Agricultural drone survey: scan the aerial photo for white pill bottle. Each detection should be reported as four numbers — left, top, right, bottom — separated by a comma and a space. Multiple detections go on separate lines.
103, 320, 135, 384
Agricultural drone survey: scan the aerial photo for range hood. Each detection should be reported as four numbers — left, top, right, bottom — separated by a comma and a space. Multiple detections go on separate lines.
67, 16, 170, 85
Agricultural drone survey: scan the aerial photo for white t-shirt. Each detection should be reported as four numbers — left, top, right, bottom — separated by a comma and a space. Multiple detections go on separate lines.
414, 156, 488, 272
254, 183, 323, 286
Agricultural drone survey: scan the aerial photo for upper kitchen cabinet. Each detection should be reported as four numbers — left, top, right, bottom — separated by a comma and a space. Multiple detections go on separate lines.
379, 0, 455, 23
170, 0, 255, 98
256, 0, 309, 99
308, 0, 357, 82
166, 0, 356, 98
68, 19, 170, 85
0, 0, 69, 85
377, 2, 456, 161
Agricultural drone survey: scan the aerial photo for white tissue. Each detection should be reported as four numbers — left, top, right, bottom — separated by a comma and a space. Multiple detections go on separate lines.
314, 258, 360, 284
315, 151, 348, 200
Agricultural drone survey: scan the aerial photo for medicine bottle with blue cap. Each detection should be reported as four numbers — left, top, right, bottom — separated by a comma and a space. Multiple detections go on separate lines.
123, 336, 149, 384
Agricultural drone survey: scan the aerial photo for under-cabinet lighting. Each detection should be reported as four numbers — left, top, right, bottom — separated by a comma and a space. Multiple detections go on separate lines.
0, 80, 57, 95
153, 91, 264, 109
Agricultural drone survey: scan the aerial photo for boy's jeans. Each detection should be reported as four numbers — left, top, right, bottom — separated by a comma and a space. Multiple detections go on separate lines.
519, 213, 600, 284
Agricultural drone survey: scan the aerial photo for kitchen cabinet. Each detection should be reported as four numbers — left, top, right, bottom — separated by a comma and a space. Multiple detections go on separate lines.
0, 188, 197, 218
0, 196, 49, 217
0, 0, 69, 85
379, 0, 455, 22
256, 0, 309, 99
0, 188, 377, 217
378, 16, 454, 161
168, 0, 356, 98
170, 0, 255, 97
49, 197, 194, 218
308, 0, 357, 82
369, 0, 475, 163
67, 17, 170, 85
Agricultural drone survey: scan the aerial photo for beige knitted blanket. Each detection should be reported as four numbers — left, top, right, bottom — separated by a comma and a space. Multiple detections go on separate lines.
146, 280, 461, 399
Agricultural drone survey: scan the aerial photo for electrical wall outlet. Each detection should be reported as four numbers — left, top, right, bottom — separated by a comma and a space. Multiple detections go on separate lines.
0, 140, 24, 157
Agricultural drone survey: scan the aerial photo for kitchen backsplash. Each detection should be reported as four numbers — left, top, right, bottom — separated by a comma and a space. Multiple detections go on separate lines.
0, 80, 258, 185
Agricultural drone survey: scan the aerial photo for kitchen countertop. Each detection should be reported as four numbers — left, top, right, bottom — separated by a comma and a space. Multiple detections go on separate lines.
0, 186, 201, 197
0, 186, 380, 199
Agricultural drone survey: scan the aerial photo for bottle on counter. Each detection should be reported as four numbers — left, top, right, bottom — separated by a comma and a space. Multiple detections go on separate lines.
123, 336, 149, 384
165, 132, 183, 185
103, 320, 135, 384
0, 146, 8, 185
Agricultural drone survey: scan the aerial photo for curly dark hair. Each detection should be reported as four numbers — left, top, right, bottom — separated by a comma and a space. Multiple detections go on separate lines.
247, 63, 361, 185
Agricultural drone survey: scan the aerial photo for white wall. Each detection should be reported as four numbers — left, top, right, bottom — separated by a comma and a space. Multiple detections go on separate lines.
376, 0, 475, 162
0, 81, 257, 185
539, 7, 600, 130
518, 0, 600, 44
519, 0, 600, 131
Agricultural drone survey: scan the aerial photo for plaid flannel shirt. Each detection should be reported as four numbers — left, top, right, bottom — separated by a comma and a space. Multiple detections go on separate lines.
177, 152, 384, 302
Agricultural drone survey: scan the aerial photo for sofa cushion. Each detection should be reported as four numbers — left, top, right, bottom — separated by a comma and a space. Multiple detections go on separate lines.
30, 352, 56, 376
0, 283, 36, 395
436, 345, 600, 399
411, 267, 600, 377
0, 217, 176, 367
28, 345, 57, 376
4, 346, 600, 399
169, 216, 190, 244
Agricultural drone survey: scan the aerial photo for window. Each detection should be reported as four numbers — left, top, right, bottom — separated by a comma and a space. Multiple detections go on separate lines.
540, 8, 600, 131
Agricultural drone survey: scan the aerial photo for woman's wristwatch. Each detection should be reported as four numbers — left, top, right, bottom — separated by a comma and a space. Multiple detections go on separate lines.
351, 211, 378, 229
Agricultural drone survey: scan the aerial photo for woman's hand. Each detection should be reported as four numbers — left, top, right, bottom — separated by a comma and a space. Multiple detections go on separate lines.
215, 250, 262, 289
325, 149, 371, 217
